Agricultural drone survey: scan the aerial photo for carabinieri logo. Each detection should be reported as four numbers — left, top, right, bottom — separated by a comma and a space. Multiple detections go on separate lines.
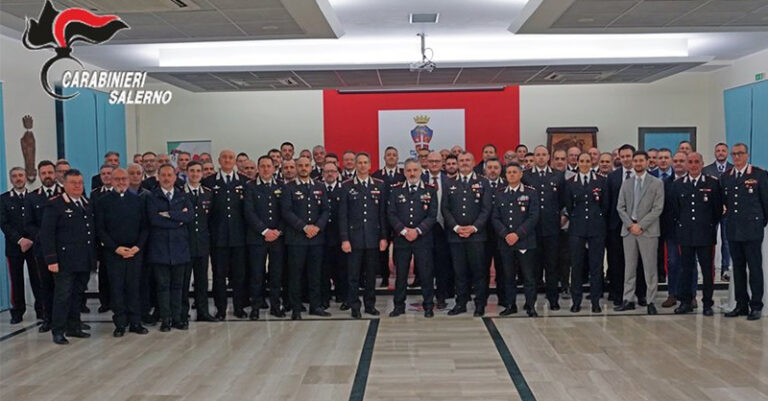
22, 0, 128, 100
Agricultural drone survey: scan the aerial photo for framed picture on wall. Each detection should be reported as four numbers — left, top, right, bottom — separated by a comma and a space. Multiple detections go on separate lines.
546, 127, 598, 154
638, 127, 696, 152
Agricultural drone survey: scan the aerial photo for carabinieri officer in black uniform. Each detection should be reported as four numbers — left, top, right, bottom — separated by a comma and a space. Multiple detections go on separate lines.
493, 162, 540, 317
442, 152, 492, 317
281, 156, 330, 320
387, 158, 437, 318
671, 152, 722, 316
339, 152, 388, 319
564, 153, 609, 313
720, 143, 768, 321
40, 169, 96, 345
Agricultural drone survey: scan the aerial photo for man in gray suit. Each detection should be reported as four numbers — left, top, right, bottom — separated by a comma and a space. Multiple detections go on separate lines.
615, 151, 665, 315
702, 142, 733, 281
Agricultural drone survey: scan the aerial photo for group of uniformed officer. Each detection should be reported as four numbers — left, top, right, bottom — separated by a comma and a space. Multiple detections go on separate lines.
2, 140, 767, 344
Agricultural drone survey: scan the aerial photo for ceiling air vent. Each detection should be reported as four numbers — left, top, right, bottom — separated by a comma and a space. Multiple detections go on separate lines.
410, 13, 439, 24
72, 0, 201, 13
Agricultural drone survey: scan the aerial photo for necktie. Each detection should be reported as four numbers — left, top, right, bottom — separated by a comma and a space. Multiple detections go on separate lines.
625, 170, 631, 180
632, 178, 641, 220
582, 175, 587, 186
491, 182, 497, 190
225, 175, 230, 184
409, 185, 416, 194
432, 176, 439, 191
462, 177, 468, 185
736, 171, 742, 180
74, 199, 81, 209
693, 178, 698, 188
19, 192, 24, 201
193, 189, 198, 197
719, 164, 725, 173
389, 171, 394, 179
166, 192, 173, 201
539, 171, 544, 177
46, 189, 52, 198
661, 172, 668, 180
327, 185, 332, 192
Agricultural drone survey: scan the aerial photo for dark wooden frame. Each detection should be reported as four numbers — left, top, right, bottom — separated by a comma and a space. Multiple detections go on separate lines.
637, 127, 697, 151
545, 126, 598, 154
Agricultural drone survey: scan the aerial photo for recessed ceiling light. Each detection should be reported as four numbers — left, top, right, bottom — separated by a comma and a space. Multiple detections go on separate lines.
410, 13, 439, 24
577, 18, 595, 23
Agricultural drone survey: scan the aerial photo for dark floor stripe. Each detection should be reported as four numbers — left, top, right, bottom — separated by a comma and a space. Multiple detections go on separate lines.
0, 322, 42, 343
483, 317, 537, 401
349, 319, 379, 401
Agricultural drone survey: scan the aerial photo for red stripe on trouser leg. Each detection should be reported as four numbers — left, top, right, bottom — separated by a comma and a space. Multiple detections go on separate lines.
663, 242, 668, 274
6, 257, 16, 308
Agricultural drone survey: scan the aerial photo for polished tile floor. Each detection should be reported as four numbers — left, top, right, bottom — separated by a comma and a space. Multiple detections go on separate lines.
1, 291, 766, 401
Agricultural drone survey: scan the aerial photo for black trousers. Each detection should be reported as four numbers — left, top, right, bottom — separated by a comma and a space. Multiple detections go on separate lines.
248, 241, 284, 310
393, 245, 434, 310
557, 230, 571, 290
729, 240, 764, 311
679, 245, 715, 308
432, 224, 454, 302
153, 263, 187, 322
537, 234, 561, 304
569, 235, 605, 306
347, 248, 378, 310
6, 251, 42, 319
51, 270, 89, 334
33, 250, 54, 322
324, 244, 347, 304
139, 255, 156, 318
607, 228, 646, 301
105, 253, 141, 328
183, 255, 211, 318
212, 246, 246, 313
484, 239, 505, 307
378, 244, 390, 282
500, 246, 537, 308
97, 249, 110, 308
288, 245, 323, 312
450, 241, 487, 308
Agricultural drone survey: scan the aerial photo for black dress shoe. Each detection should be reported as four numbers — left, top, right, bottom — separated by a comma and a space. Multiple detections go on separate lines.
614, 301, 635, 311
526, 308, 538, 317
500, 305, 518, 316
39, 322, 51, 333
473, 307, 485, 317
159, 320, 172, 332
549, 302, 560, 311
424, 309, 434, 318
570, 305, 581, 313
214, 312, 227, 321
81, 305, 90, 313
291, 311, 302, 320
52, 333, 69, 345
81, 323, 91, 330
674, 303, 693, 314
249, 310, 260, 321
647, 304, 658, 315
389, 308, 404, 317
364, 308, 380, 316
340, 303, 350, 311
747, 310, 762, 321
321, 302, 330, 310
196, 314, 217, 322
613, 300, 622, 307
233, 309, 247, 319
351, 309, 362, 319
702, 307, 714, 316
447, 305, 467, 316
10, 315, 22, 324
436, 300, 448, 310
300, 305, 307, 312
591, 304, 602, 313
66, 330, 91, 338
142, 315, 158, 326
260, 300, 269, 310
310, 309, 332, 317
98, 305, 111, 313
637, 298, 648, 307
724, 307, 749, 317
270, 308, 286, 318
113, 327, 126, 337
173, 321, 189, 330
129, 325, 149, 335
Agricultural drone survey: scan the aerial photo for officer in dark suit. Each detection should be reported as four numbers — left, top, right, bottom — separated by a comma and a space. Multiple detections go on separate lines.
244, 156, 287, 320
672, 153, 722, 316
311, 145, 327, 180
606, 144, 646, 306
146, 164, 194, 331
141, 173, 185, 191
320, 162, 347, 309
1, 167, 41, 324
23, 160, 64, 332
388, 158, 437, 317
523, 146, 566, 310
281, 156, 331, 319
493, 162, 540, 317
483, 158, 507, 309
340, 152, 388, 318
702, 142, 733, 281
372, 146, 405, 288
473, 144, 497, 176
181, 161, 216, 322
201, 150, 248, 320
422, 152, 454, 309
91, 151, 120, 191
40, 169, 95, 344
95, 168, 150, 337
720, 143, 768, 321
564, 153, 609, 313
442, 152, 492, 317
91, 164, 115, 314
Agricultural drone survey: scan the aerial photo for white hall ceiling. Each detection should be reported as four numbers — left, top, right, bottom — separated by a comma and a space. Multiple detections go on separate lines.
1, 0, 768, 91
